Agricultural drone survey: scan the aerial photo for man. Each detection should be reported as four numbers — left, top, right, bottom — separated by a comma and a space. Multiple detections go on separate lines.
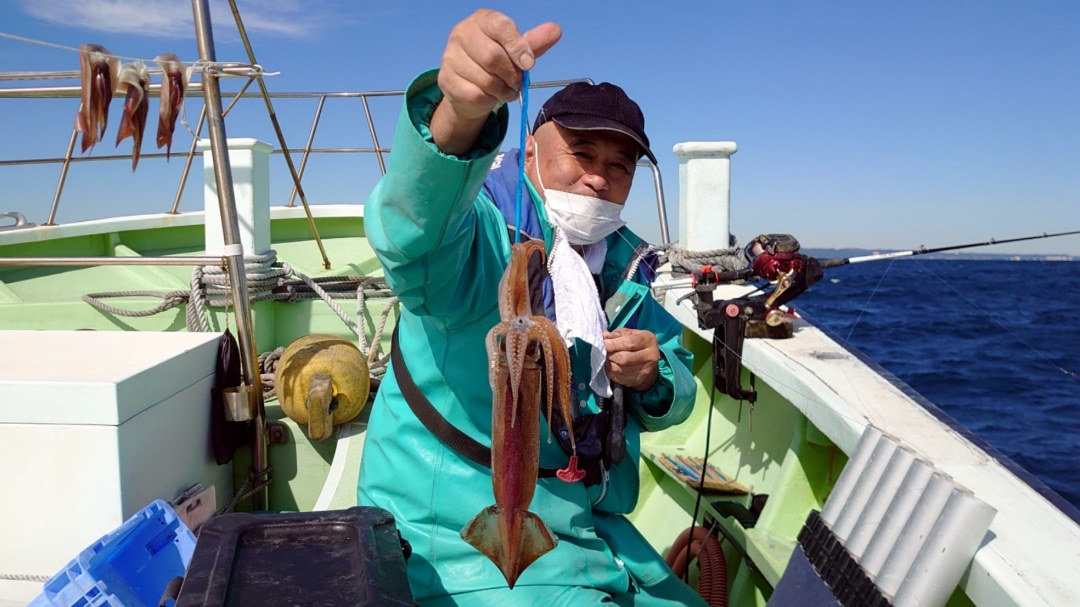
358, 10, 703, 606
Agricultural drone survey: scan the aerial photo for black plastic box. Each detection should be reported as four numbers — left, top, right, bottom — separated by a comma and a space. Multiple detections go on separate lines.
176, 507, 414, 606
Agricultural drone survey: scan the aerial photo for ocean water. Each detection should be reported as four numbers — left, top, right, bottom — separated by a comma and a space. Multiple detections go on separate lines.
795, 259, 1080, 510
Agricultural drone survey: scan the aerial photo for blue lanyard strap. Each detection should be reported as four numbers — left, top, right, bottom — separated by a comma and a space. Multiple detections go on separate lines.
513, 69, 530, 243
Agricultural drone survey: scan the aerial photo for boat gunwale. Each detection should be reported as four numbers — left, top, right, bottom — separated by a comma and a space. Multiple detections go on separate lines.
658, 272, 1080, 607
0, 204, 365, 249
796, 307, 1080, 526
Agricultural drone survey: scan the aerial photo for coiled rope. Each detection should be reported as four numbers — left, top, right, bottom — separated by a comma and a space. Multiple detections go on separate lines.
653, 242, 750, 276
81, 250, 399, 379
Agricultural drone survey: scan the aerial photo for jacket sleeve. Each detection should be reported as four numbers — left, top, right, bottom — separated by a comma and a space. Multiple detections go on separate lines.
625, 296, 697, 432
364, 69, 510, 325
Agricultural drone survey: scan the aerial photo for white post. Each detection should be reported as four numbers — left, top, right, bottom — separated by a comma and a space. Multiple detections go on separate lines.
673, 142, 737, 251
200, 138, 272, 257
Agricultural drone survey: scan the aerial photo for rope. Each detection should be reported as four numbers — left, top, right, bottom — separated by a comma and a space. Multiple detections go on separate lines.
280, 261, 360, 337
82, 290, 190, 317
185, 252, 398, 364
259, 347, 284, 374
356, 276, 398, 377
0, 31, 265, 75
356, 277, 378, 355
217, 466, 272, 515
197, 251, 288, 307
80, 249, 400, 386
187, 266, 211, 332
258, 346, 284, 397
657, 242, 750, 276
0, 572, 50, 582
366, 294, 399, 377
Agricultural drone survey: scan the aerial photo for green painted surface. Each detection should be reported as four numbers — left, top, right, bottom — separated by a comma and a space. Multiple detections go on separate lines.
1, 214, 981, 605
633, 325, 846, 604
0, 214, 393, 514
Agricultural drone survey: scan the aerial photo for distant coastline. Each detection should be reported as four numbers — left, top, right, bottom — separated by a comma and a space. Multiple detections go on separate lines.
803, 248, 1077, 262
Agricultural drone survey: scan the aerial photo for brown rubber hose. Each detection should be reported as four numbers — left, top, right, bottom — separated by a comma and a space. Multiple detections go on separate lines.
667, 526, 728, 607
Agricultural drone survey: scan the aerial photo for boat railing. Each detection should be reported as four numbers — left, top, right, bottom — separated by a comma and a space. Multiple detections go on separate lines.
0, 74, 670, 243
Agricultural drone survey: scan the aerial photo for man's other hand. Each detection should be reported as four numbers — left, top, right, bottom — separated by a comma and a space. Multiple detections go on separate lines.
604, 328, 660, 391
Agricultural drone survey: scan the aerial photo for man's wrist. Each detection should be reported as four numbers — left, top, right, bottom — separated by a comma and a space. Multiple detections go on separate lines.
627, 365, 659, 392
430, 98, 493, 156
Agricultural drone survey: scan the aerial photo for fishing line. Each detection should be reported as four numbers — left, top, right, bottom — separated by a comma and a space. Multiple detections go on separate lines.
844, 259, 896, 342
683, 379, 717, 583
513, 70, 530, 243
909, 259, 1079, 378
0, 31, 267, 76
0, 31, 84, 54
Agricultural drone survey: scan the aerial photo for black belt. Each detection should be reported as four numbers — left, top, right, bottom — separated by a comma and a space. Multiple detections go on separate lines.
391, 328, 559, 478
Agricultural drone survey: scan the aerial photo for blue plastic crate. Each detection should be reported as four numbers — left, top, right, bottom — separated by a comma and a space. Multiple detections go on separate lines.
29, 499, 196, 607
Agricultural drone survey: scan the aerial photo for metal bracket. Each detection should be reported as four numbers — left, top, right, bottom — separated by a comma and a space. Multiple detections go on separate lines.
266, 420, 289, 445
223, 384, 257, 421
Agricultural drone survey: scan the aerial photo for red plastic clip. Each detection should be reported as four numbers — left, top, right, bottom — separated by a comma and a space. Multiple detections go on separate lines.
556, 455, 586, 483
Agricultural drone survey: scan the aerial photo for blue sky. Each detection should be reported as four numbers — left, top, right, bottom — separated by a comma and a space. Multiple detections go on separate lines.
2, 1, 1078, 255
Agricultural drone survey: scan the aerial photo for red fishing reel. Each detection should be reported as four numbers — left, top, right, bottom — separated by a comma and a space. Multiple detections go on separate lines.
747, 233, 805, 281
687, 233, 824, 402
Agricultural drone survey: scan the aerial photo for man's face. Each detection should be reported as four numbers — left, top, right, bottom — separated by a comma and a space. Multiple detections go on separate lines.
525, 122, 639, 205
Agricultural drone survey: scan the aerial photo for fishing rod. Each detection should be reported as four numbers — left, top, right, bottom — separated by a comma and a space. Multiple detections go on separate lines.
696, 228, 1080, 283
685, 228, 1080, 401
818, 228, 1080, 268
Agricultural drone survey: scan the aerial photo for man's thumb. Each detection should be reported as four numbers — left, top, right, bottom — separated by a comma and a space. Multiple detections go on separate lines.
522, 22, 562, 68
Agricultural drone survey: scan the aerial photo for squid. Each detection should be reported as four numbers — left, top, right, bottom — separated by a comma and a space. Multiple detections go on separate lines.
460, 239, 584, 588
154, 53, 188, 159
74, 44, 120, 153
114, 61, 150, 171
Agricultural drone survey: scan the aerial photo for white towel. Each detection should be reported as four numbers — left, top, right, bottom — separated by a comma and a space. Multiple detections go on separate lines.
547, 228, 612, 399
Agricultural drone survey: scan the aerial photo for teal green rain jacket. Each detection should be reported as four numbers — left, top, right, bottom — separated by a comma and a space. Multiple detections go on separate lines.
357, 70, 699, 604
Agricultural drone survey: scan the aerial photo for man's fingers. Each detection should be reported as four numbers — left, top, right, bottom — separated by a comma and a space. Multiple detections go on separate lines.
460, 44, 522, 101
475, 13, 561, 73
476, 10, 535, 73
604, 328, 657, 354
606, 348, 658, 367
523, 22, 563, 67
440, 54, 515, 109
605, 358, 659, 392
432, 10, 559, 153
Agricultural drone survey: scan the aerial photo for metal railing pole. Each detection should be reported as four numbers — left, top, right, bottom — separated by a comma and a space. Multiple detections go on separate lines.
45, 127, 79, 226
192, 0, 269, 511
169, 106, 208, 215
360, 95, 386, 175
646, 160, 669, 245
226, 0, 330, 269
0, 255, 223, 267
288, 95, 327, 206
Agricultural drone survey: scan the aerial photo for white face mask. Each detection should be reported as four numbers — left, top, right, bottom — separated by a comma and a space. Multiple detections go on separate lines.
543, 191, 626, 245
533, 141, 627, 245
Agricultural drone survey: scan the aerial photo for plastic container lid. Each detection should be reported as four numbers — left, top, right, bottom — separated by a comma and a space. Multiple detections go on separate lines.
176, 507, 413, 606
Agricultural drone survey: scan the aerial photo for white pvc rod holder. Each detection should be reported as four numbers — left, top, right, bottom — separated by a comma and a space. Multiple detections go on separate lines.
822, 425, 883, 526
833, 432, 898, 542
845, 445, 917, 560
893, 488, 996, 607
860, 458, 935, 579
876, 473, 956, 597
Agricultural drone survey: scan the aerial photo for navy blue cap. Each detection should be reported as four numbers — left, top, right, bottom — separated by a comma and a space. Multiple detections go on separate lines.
533, 81, 656, 164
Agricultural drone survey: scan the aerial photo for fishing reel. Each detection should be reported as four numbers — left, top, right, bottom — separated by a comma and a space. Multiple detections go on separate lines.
689, 234, 823, 402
